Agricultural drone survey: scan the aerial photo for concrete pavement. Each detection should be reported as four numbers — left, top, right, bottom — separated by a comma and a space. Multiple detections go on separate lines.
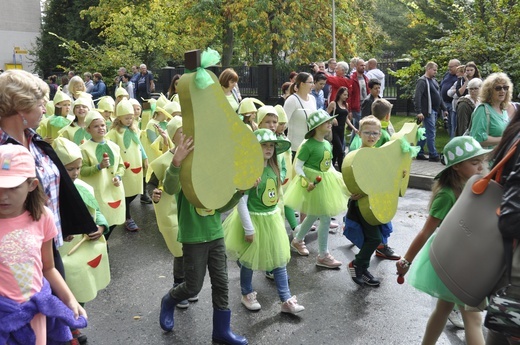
81, 187, 483, 345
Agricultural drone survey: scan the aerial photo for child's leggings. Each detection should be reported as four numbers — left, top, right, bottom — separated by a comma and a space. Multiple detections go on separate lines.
240, 266, 291, 302
294, 215, 331, 256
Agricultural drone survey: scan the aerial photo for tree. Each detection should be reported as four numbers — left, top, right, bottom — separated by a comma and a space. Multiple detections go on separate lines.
33, 0, 102, 76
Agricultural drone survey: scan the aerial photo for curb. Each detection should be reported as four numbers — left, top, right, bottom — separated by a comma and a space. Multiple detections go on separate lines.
409, 174, 433, 191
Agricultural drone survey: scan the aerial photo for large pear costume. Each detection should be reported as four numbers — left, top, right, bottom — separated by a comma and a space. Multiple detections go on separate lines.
105, 99, 145, 197
80, 112, 126, 227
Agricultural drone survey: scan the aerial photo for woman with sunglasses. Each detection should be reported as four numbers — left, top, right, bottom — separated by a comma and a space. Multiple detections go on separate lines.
469, 72, 512, 148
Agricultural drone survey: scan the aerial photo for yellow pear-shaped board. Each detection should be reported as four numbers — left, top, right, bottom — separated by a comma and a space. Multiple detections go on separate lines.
341, 123, 417, 225
178, 70, 263, 209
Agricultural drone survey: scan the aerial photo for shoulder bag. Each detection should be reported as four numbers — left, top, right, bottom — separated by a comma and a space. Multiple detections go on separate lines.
429, 139, 520, 307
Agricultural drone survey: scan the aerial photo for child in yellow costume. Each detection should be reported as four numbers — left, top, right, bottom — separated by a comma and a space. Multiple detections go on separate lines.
237, 97, 264, 131
37, 87, 72, 144
129, 98, 142, 129
105, 99, 148, 231
146, 117, 197, 309
54, 137, 111, 344
114, 82, 129, 110
80, 111, 126, 239
58, 97, 92, 145
142, 105, 174, 164
97, 96, 115, 130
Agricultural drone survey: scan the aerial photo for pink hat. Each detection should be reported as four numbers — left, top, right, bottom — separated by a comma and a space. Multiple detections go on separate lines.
0, 144, 36, 188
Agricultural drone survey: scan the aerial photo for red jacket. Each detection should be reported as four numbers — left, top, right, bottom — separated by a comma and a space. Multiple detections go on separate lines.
326, 75, 353, 105
348, 72, 370, 112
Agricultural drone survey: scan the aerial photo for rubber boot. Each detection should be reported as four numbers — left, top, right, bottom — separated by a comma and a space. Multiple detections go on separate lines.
212, 309, 248, 345
159, 291, 179, 331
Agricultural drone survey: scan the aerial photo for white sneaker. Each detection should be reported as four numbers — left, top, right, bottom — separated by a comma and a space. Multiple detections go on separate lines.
241, 292, 261, 311
448, 309, 464, 329
281, 296, 305, 314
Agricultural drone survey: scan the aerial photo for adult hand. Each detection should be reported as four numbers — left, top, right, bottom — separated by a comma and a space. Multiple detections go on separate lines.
88, 226, 104, 241
416, 114, 425, 122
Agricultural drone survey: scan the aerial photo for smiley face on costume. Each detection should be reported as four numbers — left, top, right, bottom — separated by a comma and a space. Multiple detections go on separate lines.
320, 151, 332, 172
196, 208, 215, 217
262, 178, 278, 206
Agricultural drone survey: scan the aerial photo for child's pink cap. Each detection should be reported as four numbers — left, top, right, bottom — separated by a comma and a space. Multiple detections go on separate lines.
0, 144, 36, 188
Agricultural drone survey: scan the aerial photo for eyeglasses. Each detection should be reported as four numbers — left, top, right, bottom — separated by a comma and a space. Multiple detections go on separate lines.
494, 85, 509, 91
361, 131, 381, 137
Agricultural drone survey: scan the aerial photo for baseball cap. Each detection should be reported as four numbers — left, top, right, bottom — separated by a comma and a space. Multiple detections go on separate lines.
0, 144, 36, 188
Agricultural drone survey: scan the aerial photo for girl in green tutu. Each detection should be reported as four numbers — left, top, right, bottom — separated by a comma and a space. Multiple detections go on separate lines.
224, 129, 304, 314
396, 136, 489, 345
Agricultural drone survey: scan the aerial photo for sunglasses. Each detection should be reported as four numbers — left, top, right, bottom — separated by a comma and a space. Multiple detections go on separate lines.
494, 85, 509, 92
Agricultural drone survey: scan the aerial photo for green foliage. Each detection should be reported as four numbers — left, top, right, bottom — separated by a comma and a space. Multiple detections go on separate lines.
390, 0, 520, 100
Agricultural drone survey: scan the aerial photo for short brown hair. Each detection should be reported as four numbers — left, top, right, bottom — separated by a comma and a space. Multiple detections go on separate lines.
218, 68, 238, 88
371, 99, 393, 120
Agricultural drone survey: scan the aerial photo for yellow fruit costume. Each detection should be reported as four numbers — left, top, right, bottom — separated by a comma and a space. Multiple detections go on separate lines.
52, 137, 111, 303
146, 117, 184, 257
105, 99, 145, 197
97, 96, 115, 130
58, 98, 93, 145
80, 112, 126, 227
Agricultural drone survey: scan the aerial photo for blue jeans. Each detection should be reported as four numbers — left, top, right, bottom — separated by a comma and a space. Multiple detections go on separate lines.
444, 101, 456, 138
240, 266, 291, 302
418, 110, 438, 157
352, 111, 361, 130
295, 215, 331, 256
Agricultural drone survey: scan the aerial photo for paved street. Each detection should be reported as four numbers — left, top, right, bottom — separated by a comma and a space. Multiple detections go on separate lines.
83, 187, 482, 345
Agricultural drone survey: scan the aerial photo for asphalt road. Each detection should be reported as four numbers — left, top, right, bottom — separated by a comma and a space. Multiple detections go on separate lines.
82, 188, 484, 345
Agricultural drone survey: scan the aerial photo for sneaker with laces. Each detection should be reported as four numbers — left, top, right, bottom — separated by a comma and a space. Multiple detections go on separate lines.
187, 295, 199, 302
281, 296, 305, 314
316, 253, 342, 268
448, 309, 465, 329
348, 260, 365, 286
362, 268, 380, 287
290, 238, 309, 256
241, 292, 261, 311
172, 283, 189, 309
265, 271, 274, 280
125, 218, 139, 232
375, 244, 401, 260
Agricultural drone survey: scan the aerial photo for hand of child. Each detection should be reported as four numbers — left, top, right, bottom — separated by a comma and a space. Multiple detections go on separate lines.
152, 188, 162, 203
402, 170, 407, 178
396, 259, 410, 276
100, 155, 110, 169
172, 134, 194, 167
112, 176, 121, 187
253, 177, 261, 188
306, 182, 315, 192
350, 193, 363, 200
64, 235, 75, 242
142, 158, 149, 170
88, 226, 104, 241
155, 124, 169, 144
68, 300, 88, 320
245, 234, 254, 243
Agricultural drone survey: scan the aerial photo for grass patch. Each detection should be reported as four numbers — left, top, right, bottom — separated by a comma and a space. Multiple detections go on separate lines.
390, 115, 450, 154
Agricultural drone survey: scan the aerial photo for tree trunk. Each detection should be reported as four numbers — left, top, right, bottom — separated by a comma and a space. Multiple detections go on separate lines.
221, 23, 234, 67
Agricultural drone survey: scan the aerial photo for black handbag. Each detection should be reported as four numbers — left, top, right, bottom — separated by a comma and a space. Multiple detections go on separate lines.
484, 240, 520, 339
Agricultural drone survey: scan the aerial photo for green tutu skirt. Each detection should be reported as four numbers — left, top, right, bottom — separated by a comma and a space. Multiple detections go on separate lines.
284, 167, 349, 216
224, 208, 290, 271
407, 234, 464, 305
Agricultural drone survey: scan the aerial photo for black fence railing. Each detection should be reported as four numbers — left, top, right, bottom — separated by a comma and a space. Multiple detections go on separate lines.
158, 60, 413, 115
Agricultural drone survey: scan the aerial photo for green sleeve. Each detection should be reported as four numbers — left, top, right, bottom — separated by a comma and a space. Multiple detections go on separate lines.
80, 150, 100, 177
429, 188, 456, 221
163, 164, 181, 195
94, 209, 110, 235
469, 104, 489, 143
216, 191, 244, 213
